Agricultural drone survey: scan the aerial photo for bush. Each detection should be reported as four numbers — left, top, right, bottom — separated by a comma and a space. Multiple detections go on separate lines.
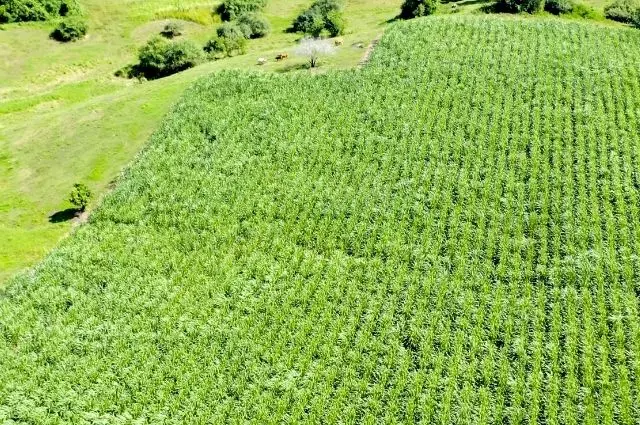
291, 0, 346, 37
137, 37, 204, 79
496, 0, 545, 12
604, 0, 638, 22
69, 183, 91, 212
161, 21, 183, 38
544, 0, 573, 14
0, 0, 77, 23
632, 6, 640, 26
236, 12, 270, 38
50, 17, 87, 42
400, 0, 439, 18
217, 21, 246, 39
570, 2, 598, 18
204, 33, 247, 57
216, 0, 267, 21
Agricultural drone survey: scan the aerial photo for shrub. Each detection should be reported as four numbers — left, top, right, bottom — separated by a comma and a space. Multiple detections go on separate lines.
137, 37, 204, 79
0, 0, 78, 23
496, 0, 545, 12
50, 17, 87, 42
570, 2, 598, 18
604, 0, 638, 22
160, 21, 183, 38
544, 0, 573, 14
291, 0, 346, 37
632, 6, 640, 26
400, 0, 439, 18
236, 12, 270, 38
216, 0, 267, 21
324, 10, 345, 36
69, 183, 91, 212
204, 33, 247, 57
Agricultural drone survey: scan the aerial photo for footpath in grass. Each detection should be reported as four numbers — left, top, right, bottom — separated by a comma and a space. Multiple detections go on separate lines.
2, 15, 640, 423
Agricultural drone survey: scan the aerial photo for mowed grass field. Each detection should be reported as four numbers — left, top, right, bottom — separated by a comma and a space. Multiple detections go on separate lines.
2, 15, 640, 423
0, 0, 402, 283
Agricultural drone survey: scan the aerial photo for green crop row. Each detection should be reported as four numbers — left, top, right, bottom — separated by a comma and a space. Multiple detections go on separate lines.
2, 15, 640, 424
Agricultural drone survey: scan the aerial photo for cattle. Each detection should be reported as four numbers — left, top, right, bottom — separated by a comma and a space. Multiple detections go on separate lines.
334, 38, 344, 46
275, 53, 289, 61
257, 57, 267, 65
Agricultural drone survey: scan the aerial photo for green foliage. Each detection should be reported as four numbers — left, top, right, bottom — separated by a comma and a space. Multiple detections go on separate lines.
236, 12, 270, 38
50, 17, 87, 42
496, 0, 545, 12
216, 21, 246, 39
204, 34, 247, 57
68, 183, 91, 211
3, 16, 640, 423
544, 0, 573, 14
136, 37, 204, 79
604, 0, 639, 22
160, 21, 183, 38
400, 0, 438, 18
632, 6, 640, 26
0, 0, 77, 23
292, 0, 345, 36
216, 0, 267, 21
569, 2, 598, 18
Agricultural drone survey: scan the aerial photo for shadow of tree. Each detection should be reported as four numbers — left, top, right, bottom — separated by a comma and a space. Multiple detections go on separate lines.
49, 208, 78, 223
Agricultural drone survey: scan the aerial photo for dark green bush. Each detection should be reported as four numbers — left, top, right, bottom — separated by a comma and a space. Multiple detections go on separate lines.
544, 0, 573, 13
400, 0, 438, 18
69, 183, 91, 212
496, 0, 545, 12
0, 0, 77, 23
50, 17, 87, 42
236, 12, 270, 38
217, 21, 246, 39
631, 6, 640, 26
160, 21, 183, 38
604, 0, 638, 22
291, 0, 345, 37
137, 37, 204, 79
216, 0, 266, 21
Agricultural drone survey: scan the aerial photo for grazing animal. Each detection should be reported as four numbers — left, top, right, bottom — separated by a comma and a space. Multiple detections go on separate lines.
257, 57, 267, 65
334, 38, 344, 46
275, 53, 289, 61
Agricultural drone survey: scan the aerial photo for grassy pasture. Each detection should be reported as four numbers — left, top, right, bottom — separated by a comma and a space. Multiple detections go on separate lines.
2, 15, 640, 423
0, 0, 402, 282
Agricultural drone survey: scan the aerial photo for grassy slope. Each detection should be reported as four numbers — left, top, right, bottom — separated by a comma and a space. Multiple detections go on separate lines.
0, 0, 402, 283
2, 15, 640, 423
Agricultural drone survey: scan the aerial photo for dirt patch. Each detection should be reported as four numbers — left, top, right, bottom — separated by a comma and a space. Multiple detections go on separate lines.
358, 35, 382, 68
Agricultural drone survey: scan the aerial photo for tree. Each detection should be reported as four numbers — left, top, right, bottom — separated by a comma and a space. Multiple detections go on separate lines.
400, 0, 438, 18
69, 183, 91, 212
294, 37, 336, 68
50, 17, 87, 42
291, 0, 346, 37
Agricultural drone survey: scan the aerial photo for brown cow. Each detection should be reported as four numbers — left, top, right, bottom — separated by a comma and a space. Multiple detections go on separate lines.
275, 53, 289, 61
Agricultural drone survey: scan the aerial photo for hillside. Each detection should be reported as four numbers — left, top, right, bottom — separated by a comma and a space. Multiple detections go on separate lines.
2, 15, 640, 423
0, 0, 400, 283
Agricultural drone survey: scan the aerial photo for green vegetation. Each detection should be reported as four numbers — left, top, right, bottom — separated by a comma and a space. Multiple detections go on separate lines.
134, 36, 204, 79
605, 0, 639, 21
0, 0, 401, 283
68, 182, 91, 211
160, 21, 184, 38
50, 17, 87, 42
400, 0, 438, 17
2, 15, 640, 422
217, 0, 267, 21
0, 0, 77, 23
291, 0, 346, 37
237, 12, 271, 38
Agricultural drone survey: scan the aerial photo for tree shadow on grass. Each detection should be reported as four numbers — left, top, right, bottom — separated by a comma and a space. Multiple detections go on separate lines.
49, 208, 79, 223
274, 62, 311, 73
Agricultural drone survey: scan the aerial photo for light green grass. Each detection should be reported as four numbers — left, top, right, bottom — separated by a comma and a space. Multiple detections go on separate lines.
0, 0, 402, 283
2, 15, 640, 423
